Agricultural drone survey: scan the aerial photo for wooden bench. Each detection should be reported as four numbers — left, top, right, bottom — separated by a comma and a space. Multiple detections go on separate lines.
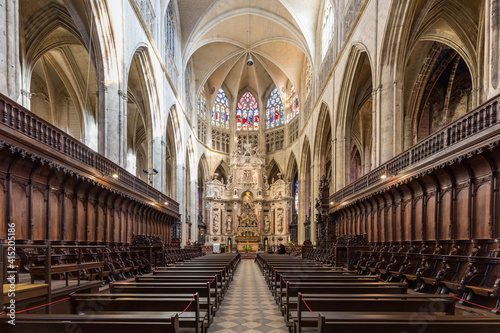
136, 275, 223, 302
109, 282, 215, 324
2, 313, 180, 333
294, 293, 457, 333
317, 312, 500, 333
283, 281, 408, 322
70, 294, 203, 333
29, 261, 104, 286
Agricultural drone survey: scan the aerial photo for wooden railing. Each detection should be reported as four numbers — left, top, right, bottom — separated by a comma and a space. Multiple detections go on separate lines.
0, 93, 179, 214
332, 95, 500, 204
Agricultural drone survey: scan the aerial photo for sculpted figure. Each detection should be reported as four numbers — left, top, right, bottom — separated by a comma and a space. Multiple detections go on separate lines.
277, 211, 283, 233
213, 212, 219, 233
226, 215, 232, 233
264, 215, 270, 233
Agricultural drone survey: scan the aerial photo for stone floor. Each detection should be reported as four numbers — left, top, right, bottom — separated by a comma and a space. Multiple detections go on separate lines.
208, 259, 288, 333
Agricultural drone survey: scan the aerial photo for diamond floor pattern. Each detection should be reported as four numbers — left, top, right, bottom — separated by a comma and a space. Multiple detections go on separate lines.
208, 260, 288, 332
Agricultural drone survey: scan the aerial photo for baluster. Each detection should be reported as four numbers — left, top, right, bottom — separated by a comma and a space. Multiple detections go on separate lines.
1, 100, 7, 122
490, 102, 498, 124
10, 105, 15, 126
22, 111, 27, 132
27, 115, 32, 136
478, 109, 484, 130
485, 105, 491, 127
16, 109, 21, 130
41, 124, 46, 143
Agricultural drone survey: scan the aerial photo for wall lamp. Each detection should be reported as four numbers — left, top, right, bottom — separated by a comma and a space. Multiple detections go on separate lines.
143, 168, 158, 185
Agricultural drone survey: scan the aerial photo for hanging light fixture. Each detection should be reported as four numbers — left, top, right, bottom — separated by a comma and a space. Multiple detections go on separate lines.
247, 54, 254, 66
247, 0, 253, 66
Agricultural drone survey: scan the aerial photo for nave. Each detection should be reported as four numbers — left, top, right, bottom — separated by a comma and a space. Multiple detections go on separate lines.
208, 259, 287, 333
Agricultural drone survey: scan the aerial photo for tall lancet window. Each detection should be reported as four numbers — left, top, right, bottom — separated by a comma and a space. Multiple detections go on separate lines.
266, 87, 284, 129
236, 91, 259, 131
198, 87, 206, 118
211, 88, 230, 129
288, 85, 299, 122
322, 0, 334, 59
165, 2, 176, 59
306, 62, 312, 97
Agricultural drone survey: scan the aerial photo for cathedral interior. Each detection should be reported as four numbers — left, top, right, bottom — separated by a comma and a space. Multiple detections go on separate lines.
2, 0, 500, 330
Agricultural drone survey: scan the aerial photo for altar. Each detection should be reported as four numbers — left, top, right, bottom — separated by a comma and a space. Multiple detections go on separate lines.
203, 143, 293, 249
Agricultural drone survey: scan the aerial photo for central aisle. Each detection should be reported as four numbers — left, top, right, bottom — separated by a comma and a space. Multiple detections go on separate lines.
208, 259, 288, 333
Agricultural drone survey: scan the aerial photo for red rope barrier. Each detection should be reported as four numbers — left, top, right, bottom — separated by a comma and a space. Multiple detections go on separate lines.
180, 294, 196, 315
0, 297, 70, 316
301, 295, 319, 317
376, 275, 389, 283
210, 276, 215, 284
450, 293, 500, 313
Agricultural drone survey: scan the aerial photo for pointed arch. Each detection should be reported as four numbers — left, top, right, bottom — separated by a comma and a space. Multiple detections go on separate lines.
285, 152, 298, 183
165, 107, 181, 199
314, 102, 333, 186
213, 160, 230, 183
236, 90, 259, 131
266, 159, 282, 184
23, 2, 100, 148
336, 44, 374, 185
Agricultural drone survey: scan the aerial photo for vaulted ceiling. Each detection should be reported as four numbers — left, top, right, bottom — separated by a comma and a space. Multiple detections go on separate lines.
178, 0, 324, 103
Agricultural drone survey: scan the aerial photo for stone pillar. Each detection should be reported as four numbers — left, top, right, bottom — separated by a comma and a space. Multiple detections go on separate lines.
118, 89, 128, 166
0, 0, 20, 101
485, 0, 500, 99
98, 83, 122, 164
151, 136, 164, 190
335, 136, 346, 191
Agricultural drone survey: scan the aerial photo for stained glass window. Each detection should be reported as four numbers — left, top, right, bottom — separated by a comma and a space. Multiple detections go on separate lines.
288, 85, 299, 122
266, 87, 284, 129
211, 88, 229, 129
322, 0, 334, 59
165, 2, 175, 59
294, 176, 299, 213
198, 87, 206, 118
236, 91, 259, 131
306, 62, 312, 97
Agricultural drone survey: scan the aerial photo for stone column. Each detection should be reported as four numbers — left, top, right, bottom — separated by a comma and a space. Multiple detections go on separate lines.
98, 83, 122, 164
485, 0, 500, 99
0, 0, 20, 101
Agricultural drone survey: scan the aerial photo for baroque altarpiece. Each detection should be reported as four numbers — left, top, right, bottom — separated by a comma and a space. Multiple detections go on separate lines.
204, 144, 292, 250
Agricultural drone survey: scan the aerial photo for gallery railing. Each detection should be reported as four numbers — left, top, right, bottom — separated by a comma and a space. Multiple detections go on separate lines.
332, 94, 499, 204
0, 93, 179, 214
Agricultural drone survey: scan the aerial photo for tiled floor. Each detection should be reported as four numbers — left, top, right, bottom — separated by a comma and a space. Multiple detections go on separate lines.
208, 259, 288, 333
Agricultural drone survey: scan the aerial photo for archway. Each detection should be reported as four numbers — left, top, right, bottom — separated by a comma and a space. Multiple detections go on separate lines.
24, 2, 98, 148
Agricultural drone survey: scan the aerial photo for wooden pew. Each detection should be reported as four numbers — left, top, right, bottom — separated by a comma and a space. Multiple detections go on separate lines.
155, 268, 229, 286
136, 275, 223, 302
70, 293, 203, 333
276, 274, 379, 302
2, 313, 180, 333
109, 282, 215, 324
269, 269, 357, 295
283, 281, 408, 322
317, 313, 500, 333
295, 293, 457, 333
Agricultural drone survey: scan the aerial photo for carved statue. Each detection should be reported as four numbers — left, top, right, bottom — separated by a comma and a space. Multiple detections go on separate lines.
226, 215, 232, 233
213, 212, 219, 233
277, 211, 283, 233
264, 215, 270, 233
